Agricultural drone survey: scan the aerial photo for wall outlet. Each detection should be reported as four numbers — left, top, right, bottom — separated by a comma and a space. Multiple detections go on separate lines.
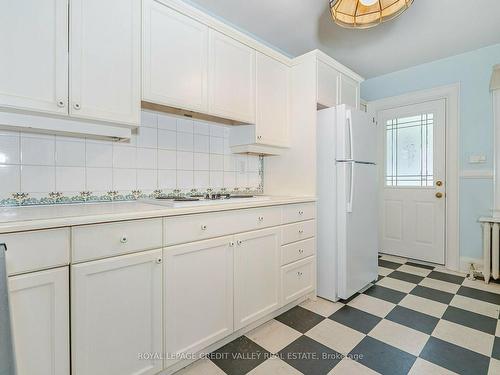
239, 160, 246, 173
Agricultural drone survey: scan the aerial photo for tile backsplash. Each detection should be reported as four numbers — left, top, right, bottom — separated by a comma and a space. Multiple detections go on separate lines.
0, 110, 262, 204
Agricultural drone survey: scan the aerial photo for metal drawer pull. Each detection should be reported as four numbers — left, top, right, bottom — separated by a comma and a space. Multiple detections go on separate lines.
201, 224, 207, 230
120, 236, 128, 244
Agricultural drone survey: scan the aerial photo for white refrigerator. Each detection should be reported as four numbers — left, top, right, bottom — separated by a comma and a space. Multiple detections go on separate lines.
317, 105, 378, 301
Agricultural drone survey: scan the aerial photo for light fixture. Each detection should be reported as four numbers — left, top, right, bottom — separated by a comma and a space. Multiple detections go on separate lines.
330, 0, 414, 29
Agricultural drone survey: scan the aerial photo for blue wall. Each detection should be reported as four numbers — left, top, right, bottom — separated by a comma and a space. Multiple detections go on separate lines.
361, 43, 500, 262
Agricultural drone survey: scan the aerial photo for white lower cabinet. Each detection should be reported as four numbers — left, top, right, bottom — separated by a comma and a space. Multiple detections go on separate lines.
71, 249, 163, 375
281, 256, 315, 305
9, 267, 70, 375
164, 237, 234, 368
234, 228, 281, 330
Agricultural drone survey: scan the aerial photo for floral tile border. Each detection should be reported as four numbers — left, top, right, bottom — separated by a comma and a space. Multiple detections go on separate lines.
0, 186, 264, 207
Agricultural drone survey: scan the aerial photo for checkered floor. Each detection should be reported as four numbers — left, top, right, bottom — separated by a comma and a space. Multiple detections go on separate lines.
176, 255, 500, 375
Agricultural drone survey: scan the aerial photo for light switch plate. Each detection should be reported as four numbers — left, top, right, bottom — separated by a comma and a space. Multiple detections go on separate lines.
469, 154, 486, 164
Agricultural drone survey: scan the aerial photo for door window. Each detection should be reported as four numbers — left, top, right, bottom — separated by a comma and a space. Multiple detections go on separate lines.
386, 113, 434, 187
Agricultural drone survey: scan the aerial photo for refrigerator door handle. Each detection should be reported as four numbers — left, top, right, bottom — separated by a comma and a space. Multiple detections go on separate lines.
347, 110, 354, 160
347, 162, 354, 213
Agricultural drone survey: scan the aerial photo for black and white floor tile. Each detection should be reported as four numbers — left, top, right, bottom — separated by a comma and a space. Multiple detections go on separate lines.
177, 255, 500, 375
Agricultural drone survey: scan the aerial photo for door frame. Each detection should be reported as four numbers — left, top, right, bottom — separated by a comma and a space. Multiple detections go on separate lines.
367, 83, 460, 271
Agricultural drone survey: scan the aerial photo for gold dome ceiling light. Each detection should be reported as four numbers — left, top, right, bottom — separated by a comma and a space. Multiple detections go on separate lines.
330, 0, 414, 29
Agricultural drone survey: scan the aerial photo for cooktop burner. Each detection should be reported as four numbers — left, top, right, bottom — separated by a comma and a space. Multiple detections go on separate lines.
173, 197, 200, 202
141, 195, 270, 208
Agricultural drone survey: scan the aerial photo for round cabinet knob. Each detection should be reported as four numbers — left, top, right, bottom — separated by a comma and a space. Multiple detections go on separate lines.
257, 135, 262, 140
73, 103, 81, 110
298, 249, 304, 254
120, 236, 128, 244
298, 229, 304, 234
298, 210, 304, 215
436, 180, 443, 187
237, 240, 243, 246
229, 241, 235, 247
258, 216, 264, 222
57, 100, 65, 108
156, 257, 163, 264
201, 224, 207, 230
297, 271, 303, 277
435, 192, 443, 199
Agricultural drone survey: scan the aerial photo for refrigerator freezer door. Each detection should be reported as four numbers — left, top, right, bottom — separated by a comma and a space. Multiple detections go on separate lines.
336, 105, 377, 163
337, 162, 378, 300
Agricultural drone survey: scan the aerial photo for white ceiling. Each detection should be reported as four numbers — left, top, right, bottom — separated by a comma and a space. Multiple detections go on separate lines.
184, 0, 500, 78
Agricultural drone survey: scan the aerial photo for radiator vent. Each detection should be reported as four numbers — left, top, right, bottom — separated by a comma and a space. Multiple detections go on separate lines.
482, 222, 500, 283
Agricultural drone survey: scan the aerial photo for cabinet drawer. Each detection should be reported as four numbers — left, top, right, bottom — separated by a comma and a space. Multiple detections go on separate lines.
281, 256, 315, 305
281, 220, 315, 245
281, 238, 315, 265
72, 218, 162, 262
282, 202, 316, 224
1, 228, 70, 276
164, 206, 281, 246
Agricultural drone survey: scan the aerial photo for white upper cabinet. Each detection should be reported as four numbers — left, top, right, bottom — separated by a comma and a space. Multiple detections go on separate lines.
234, 228, 281, 330
255, 52, 289, 147
9, 267, 70, 375
339, 73, 360, 109
70, 0, 141, 125
143, 0, 208, 112
71, 250, 163, 375
317, 60, 339, 108
0, 0, 68, 115
209, 29, 256, 124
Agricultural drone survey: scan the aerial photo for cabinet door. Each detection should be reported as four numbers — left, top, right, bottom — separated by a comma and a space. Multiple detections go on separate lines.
9, 267, 70, 375
164, 237, 233, 368
70, 0, 141, 125
143, 0, 208, 112
317, 60, 339, 108
234, 228, 280, 330
71, 249, 162, 375
255, 52, 289, 147
281, 256, 315, 305
0, 0, 68, 115
339, 73, 360, 109
209, 29, 255, 124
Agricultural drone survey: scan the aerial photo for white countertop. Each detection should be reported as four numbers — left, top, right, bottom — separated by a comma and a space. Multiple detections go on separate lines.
0, 196, 316, 234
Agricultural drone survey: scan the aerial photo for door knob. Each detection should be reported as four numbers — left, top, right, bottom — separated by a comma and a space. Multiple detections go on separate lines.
435, 192, 443, 199
436, 180, 443, 187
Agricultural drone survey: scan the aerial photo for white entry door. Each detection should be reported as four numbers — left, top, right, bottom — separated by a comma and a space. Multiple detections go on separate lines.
379, 99, 446, 264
